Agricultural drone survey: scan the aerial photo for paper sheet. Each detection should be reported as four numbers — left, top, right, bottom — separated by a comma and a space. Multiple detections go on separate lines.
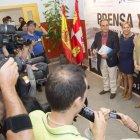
98, 45, 112, 55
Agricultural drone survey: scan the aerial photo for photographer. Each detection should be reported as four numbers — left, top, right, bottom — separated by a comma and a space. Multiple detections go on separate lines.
0, 58, 34, 140
15, 40, 49, 93
29, 64, 107, 140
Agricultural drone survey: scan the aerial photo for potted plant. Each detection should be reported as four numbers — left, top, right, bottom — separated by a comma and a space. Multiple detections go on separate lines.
43, 0, 69, 63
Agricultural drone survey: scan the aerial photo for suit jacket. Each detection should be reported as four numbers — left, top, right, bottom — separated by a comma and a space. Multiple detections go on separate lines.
91, 30, 119, 70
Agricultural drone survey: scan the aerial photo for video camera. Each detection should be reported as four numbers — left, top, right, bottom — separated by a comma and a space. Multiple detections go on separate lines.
0, 24, 30, 51
0, 56, 46, 72
0, 24, 43, 72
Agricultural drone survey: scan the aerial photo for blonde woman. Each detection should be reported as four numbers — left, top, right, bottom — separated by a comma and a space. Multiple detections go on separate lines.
119, 22, 134, 100
133, 24, 140, 108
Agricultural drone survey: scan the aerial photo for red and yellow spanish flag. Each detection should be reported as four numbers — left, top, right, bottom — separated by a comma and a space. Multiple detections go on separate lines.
61, 5, 72, 63
71, 0, 84, 64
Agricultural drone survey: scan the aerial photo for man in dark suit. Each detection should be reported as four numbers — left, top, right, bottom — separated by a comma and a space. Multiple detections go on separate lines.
91, 19, 119, 99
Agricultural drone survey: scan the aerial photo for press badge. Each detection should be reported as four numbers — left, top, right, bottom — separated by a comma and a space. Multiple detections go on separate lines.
22, 76, 30, 84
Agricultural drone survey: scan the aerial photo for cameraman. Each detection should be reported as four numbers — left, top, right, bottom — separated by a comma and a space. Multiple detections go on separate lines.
0, 58, 34, 140
29, 64, 107, 140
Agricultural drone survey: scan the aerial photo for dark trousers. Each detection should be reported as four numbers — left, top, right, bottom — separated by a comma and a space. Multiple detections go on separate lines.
31, 52, 50, 64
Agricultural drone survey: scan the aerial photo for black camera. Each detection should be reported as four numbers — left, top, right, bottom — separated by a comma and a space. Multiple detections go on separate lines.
0, 57, 25, 72
79, 107, 95, 122
0, 24, 30, 53
109, 110, 121, 119
0, 56, 46, 73
79, 107, 121, 122
0, 24, 21, 44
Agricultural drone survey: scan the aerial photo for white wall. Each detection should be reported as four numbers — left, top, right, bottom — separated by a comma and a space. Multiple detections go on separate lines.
0, 9, 23, 24
0, 0, 85, 23
66, 0, 84, 20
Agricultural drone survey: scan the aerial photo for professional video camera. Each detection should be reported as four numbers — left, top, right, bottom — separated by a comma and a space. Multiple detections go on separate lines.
0, 24, 44, 72
0, 24, 47, 96
0, 24, 28, 53
0, 55, 46, 73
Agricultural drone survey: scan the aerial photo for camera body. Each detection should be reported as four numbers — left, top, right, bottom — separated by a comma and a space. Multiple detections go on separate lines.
0, 24, 31, 52
0, 56, 46, 73
79, 107, 95, 122
0, 24, 34, 72
0, 24, 18, 45
79, 107, 121, 122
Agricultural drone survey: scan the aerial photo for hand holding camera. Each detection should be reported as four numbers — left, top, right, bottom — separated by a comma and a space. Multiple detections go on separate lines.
79, 107, 121, 123
92, 111, 107, 140
117, 113, 139, 133
0, 58, 19, 90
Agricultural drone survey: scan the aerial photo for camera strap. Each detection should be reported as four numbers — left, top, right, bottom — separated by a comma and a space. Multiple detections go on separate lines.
4, 114, 32, 133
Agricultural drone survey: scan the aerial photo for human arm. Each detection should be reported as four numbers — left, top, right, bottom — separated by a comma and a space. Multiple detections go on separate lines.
91, 111, 107, 140
21, 46, 30, 60
133, 44, 137, 67
36, 22, 48, 35
117, 113, 140, 137
28, 44, 34, 53
133, 51, 139, 71
100, 108, 140, 137
133, 50, 140, 71
0, 58, 34, 140
31, 64, 38, 71
133, 39, 140, 71
101, 54, 108, 59
32, 40, 38, 45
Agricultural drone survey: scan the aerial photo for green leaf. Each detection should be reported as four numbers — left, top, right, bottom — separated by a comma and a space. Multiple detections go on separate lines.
43, 3, 51, 8
43, 0, 69, 49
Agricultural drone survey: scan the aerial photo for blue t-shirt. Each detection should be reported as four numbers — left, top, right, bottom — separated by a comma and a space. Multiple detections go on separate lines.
23, 30, 44, 56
